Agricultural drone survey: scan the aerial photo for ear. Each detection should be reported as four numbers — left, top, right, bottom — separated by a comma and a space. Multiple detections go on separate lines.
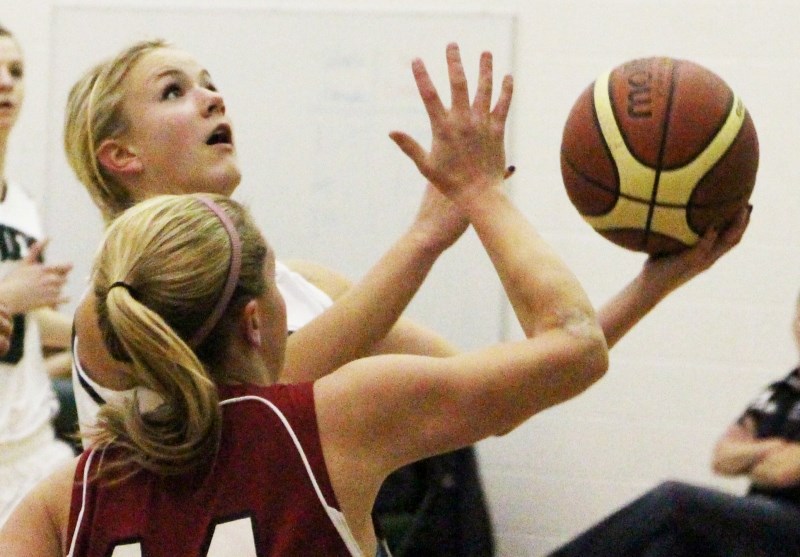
239, 299, 262, 348
96, 138, 143, 176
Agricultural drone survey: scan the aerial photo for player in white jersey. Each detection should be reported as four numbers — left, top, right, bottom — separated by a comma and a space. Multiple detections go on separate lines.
63, 37, 475, 437
0, 23, 75, 526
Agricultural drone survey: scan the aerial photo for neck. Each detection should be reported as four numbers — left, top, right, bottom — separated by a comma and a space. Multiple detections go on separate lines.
215, 341, 277, 387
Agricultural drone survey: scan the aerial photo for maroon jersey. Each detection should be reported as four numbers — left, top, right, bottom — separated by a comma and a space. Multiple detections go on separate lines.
65, 382, 362, 557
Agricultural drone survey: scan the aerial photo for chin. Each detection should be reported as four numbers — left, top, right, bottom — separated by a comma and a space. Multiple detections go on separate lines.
224, 167, 242, 194
207, 168, 242, 196
222, 178, 241, 196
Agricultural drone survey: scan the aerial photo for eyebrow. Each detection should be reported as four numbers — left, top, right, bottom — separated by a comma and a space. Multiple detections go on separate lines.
152, 67, 212, 82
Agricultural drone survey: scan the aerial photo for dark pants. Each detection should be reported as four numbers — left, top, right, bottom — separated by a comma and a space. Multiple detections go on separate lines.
374, 447, 494, 556
52, 377, 81, 454
549, 480, 800, 557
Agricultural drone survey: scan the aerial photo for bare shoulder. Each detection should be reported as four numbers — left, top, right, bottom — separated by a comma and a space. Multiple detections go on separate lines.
0, 457, 78, 557
41, 457, 79, 547
283, 258, 353, 300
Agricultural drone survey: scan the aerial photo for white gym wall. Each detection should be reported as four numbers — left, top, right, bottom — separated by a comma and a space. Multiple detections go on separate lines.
5, 1, 798, 554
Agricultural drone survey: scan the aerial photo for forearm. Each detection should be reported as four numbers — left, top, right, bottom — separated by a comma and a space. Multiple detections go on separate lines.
44, 350, 72, 379
712, 421, 785, 477
32, 308, 72, 349
598, 271, 667, 349
749, 444, 800, 489
712, 438, 783, 476
372, 317, 458, 357
281, 230, 443, 383
465, 187, 600, 339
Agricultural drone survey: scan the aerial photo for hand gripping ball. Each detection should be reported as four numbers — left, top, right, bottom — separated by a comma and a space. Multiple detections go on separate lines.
560, 57, 759, 255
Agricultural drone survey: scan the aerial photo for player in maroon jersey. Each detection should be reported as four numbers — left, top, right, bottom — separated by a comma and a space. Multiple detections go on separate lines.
0, 43, 610, 557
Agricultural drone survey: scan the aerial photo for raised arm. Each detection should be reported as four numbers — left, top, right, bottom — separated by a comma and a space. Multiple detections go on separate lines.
279, 183, 466, 383
284, 169, 515, 364
599, 207, 749, 349
315, 45, 608, 534
386, 41, 608, 393
284, 255, 460, 358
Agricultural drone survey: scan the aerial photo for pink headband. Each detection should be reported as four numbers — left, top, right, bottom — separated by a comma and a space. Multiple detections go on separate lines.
189, 196, 243, 348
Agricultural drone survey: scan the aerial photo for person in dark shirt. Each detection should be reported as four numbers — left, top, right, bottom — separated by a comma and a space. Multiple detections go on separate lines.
549, 292, 800, 557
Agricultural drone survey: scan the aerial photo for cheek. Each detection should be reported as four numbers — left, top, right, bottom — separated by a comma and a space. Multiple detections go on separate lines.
135, 103, 194, 148
139, 119, 197, 179
13, 81, 23, 103
153, 114, 194, 150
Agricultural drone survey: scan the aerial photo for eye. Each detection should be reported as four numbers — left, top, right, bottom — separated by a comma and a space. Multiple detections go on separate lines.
204, 80, 219, 94
161, 83, 183, 100
9, 63, 22, 79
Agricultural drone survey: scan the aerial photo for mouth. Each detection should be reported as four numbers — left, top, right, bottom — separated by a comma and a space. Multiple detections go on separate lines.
0, 101, 14, 110
206, 123, 233, 146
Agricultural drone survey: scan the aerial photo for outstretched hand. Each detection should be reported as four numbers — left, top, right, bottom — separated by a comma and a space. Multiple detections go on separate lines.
640, 205, 751, 295
389, 42, 513, 206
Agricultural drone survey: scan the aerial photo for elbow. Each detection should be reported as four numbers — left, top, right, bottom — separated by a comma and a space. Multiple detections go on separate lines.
548, 327, 609, 406
574, 326, 609, 389
562, 310, 609, 383
589, 329, 610, 375
514, 328, 608, 425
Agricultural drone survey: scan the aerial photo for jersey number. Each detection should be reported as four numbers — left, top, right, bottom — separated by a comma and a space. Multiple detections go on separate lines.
108, 517, 257, 557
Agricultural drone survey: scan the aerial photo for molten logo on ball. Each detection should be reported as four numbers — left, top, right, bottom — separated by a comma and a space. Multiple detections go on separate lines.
560, 57, 759, 255
626, 64, 654, 118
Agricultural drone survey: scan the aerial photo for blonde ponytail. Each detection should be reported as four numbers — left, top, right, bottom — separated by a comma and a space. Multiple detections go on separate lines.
90, 194, 266, 476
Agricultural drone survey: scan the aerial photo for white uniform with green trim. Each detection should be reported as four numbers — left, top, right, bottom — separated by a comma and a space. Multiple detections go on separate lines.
0, 181, 74, 526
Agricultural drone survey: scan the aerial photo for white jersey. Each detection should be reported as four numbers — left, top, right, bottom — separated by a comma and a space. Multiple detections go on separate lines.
275, 260, 333, 333
0, 181, 50, 443
0, 181, 74, 525
71, 260, 334, 446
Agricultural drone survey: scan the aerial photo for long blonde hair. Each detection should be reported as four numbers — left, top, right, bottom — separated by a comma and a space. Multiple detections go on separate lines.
64, 39, 168, 222
91, 194, 266, 476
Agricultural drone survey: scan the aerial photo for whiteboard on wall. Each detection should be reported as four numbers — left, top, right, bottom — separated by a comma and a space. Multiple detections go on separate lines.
45, 4, 516, 349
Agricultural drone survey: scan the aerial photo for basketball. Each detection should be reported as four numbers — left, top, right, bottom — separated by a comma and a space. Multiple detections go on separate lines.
560, 57, 759, 255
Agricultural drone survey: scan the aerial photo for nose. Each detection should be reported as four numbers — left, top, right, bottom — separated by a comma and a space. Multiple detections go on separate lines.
203, 88, 225, 116
0, 68, 14, 90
